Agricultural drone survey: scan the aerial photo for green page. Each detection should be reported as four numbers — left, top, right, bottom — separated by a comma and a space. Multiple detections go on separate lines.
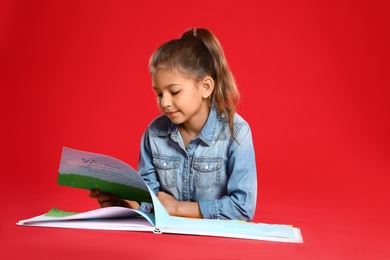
57, 147, 152, 203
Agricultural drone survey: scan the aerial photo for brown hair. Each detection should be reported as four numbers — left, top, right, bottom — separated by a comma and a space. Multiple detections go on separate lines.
149, 28, 240, 138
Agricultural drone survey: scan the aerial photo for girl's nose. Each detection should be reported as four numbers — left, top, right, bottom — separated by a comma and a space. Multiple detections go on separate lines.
160, 95, 172, 108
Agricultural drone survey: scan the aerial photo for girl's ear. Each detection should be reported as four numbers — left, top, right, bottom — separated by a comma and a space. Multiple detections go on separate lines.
200, 76, 214, 99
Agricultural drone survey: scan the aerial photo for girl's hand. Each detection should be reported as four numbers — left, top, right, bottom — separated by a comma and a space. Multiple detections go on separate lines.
89, 189, 140, 209
157, 191, 203, 218
156, 191, 178, 215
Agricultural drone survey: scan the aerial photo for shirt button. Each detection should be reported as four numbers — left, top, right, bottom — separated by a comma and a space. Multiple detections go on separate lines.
183, 180, 187, 183
163, 163, 167, 167
205, 165, 209, 170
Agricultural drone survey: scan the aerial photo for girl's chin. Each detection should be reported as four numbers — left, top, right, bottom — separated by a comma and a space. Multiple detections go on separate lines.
167, 114, 185, 124
168, 118, 184, 124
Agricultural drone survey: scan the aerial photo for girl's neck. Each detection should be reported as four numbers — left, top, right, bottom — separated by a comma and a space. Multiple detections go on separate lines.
179, 104, 210, 146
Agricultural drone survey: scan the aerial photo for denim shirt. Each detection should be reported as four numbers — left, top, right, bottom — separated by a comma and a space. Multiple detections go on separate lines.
137, 107, 257, 221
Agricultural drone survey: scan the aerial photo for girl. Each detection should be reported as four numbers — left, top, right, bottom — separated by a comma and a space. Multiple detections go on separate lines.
90, 28, 257, 221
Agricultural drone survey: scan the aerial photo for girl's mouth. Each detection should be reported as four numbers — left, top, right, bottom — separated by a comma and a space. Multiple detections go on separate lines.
166, 111, 178, 117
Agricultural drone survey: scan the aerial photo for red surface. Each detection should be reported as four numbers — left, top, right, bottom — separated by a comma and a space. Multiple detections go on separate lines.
1, 0, 389, 259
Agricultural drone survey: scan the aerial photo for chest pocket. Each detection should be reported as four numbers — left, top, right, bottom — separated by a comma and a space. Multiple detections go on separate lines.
193, 157, 223, 189
153, 155, 180, 189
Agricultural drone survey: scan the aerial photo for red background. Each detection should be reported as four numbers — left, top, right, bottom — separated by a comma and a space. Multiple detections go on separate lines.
1, 0, 389, 259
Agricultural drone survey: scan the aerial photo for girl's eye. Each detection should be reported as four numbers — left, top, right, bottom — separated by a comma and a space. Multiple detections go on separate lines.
171, 91, 180, 95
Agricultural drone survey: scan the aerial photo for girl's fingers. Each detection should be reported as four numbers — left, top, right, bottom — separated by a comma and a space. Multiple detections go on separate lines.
100, 200, 123, 208
96, 193, 116, 204
89, 189, 101, 198
89, 190, 131, 208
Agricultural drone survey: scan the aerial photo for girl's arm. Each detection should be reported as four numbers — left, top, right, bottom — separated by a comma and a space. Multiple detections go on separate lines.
157, 191, 203, 218
138, 128, 161, 194
199, 123, 257, 221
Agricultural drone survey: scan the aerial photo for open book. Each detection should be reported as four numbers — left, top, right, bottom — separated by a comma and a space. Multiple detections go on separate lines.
17, 147, 303, 243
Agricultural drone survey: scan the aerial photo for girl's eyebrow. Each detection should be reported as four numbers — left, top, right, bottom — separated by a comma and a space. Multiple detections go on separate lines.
153, 84, 180, 90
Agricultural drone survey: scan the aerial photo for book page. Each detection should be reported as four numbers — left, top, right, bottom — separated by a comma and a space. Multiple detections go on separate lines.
58, 147, 152, 203
17, 207, 156, 226
159, 216, 303, 243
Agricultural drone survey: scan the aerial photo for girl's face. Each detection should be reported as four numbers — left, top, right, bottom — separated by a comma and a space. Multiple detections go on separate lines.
152, 69, 213, 128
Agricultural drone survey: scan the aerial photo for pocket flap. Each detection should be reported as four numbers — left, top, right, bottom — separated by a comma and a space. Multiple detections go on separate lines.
153, 157, 179, 170
193, 158, 222, 172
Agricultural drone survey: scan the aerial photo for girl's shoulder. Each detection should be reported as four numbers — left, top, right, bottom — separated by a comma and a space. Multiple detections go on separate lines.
232, 112, 247, 124
231, 112, 250, 129
231, 113, 252, 141
215, 112, 251, 141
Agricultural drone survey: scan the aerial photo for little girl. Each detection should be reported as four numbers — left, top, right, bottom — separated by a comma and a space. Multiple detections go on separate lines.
90, 28, 257, 221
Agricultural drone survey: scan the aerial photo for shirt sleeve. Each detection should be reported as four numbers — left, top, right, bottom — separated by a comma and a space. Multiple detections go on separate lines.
198, 123, 257, 221
137, 128, 160, 195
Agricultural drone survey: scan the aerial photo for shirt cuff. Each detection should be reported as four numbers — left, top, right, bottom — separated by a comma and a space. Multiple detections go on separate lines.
198, 200, 219, 219
138, 202, 154, 213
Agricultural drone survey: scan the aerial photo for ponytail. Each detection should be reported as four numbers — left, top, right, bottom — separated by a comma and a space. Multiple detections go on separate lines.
149, 28, 240, 139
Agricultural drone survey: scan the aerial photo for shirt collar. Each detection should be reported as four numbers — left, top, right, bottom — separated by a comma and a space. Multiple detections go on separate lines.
158, 106, 219, 146
197, 107, 218, 146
